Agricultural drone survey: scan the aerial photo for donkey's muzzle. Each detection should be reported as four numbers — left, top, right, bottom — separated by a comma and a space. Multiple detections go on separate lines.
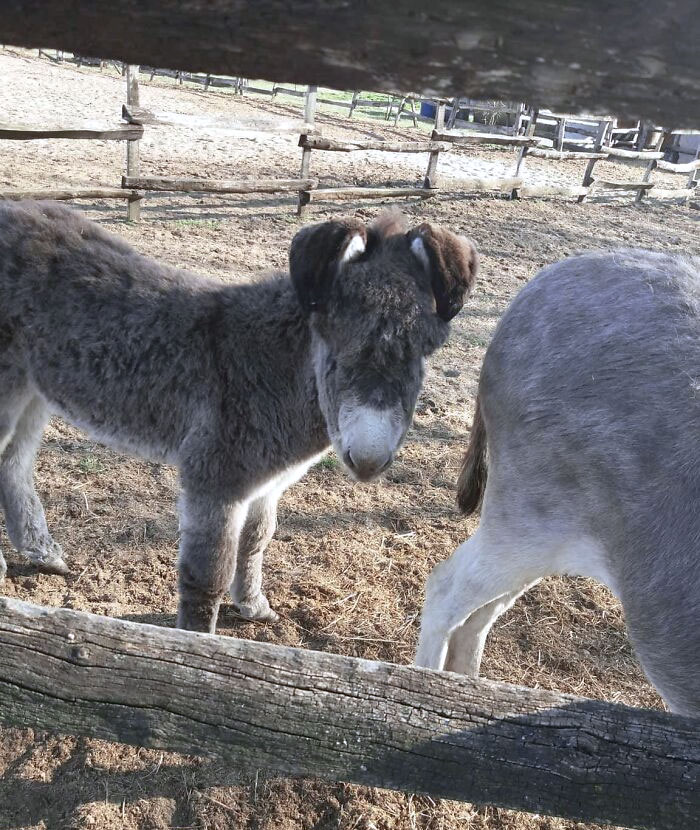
343, 448, 393, 481
338, 402, 404, 481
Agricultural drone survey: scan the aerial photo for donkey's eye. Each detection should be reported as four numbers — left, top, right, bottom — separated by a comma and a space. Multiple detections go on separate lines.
327, 357, 337, 373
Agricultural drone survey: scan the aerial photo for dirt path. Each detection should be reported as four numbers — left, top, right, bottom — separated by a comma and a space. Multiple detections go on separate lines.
1, 48, 698, 830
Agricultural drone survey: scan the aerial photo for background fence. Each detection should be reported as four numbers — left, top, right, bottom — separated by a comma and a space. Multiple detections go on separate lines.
2, 52, 698, 219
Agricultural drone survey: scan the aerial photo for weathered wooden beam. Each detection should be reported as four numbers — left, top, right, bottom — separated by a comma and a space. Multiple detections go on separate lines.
122, 176, 318, 193
317, 97, 353, 109
268, 86, 307, 98
121, 104, 159, 125
4, 3, 700, 124
126, 64, 140, 107
307, 186, 437, 201
348, 98, 394, 109
604, 147, 665, 161
424, 149, 441, 188
578, 118, 611, 204
299, 136, 451, 153
527, 149, 608, 161
593, 179, 656, 190
0, 598, 698, 830
0, 188, 143, 201
125, 65, 142, 221
451, 177, 525, 192
518, 184, 591, 198
0, 123, 143, 141
432, 130, 538, 147
657, 158, 700, 173
635, 131, 665, 203
296, 86, 318, 216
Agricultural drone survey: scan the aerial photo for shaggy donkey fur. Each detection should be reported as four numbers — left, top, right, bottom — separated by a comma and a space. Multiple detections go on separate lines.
0, 201, 477, 633
416, 248, 700, 717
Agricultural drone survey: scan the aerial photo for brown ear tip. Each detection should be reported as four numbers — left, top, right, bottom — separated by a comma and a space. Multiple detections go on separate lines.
372, 209, 407, 238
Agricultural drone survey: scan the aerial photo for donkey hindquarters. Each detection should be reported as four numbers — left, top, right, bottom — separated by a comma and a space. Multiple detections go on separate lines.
0, 201, 478, 634
416, 249, 700, 717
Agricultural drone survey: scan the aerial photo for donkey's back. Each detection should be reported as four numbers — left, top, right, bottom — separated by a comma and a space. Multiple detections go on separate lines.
417, 249, 700, 716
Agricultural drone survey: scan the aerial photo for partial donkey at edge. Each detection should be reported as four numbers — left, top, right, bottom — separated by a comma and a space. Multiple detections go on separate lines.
416, 248, 700, 717
0, 201, 478, 634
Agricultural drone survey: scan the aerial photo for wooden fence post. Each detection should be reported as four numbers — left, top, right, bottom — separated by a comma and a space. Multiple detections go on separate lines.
297, 84, 317, 216
578, 118, 610, 203
554, 115, 567, 151
125, 64, 142, 221
511, 106, 538, 198
434, 100, 446, 130
635, 130, 665, 203
686, 145, 700, 201
393, 95, 407, 126
447, 97, 463, 129
348, 91, 360, 118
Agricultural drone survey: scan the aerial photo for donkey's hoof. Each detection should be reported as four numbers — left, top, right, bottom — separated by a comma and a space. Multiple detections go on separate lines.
23, 545, 70, 576
40, 557, 70, 576
232, 595, 279, 623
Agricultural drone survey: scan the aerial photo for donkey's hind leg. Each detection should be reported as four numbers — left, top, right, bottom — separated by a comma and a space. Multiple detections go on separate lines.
415, 527, 547, 672
442, 583, 539, 676
0, 395, 68, 575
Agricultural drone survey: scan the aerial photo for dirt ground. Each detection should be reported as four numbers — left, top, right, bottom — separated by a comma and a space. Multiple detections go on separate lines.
1, 49, 699, 830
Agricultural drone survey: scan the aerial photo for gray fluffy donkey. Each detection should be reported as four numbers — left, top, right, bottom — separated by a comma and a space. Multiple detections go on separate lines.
0, 202, 478, 633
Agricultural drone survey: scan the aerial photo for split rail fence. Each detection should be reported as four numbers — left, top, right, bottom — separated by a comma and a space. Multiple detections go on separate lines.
0, 122, 143, 213
113, 71, 700, 216
0, 597, 698, 830
2, 56, 699, 217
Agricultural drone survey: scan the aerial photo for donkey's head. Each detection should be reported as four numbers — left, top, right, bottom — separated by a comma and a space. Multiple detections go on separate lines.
290, 212, 478, 480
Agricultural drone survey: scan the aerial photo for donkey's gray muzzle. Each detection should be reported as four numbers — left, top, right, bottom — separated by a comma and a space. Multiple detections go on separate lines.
338, 402, 404, 481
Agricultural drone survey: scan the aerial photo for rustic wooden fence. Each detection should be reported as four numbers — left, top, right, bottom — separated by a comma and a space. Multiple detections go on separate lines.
0, 121, 143, 214
120, 70, 320, 218
0, 61, 145, 218
4, 55, 698, 216
0, 597, 698, 830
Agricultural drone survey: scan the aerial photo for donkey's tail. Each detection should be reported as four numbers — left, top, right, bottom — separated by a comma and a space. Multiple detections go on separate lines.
456, 393, 488, 515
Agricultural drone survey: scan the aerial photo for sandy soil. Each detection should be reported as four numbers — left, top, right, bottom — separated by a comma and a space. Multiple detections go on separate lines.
0, 48, 699, 830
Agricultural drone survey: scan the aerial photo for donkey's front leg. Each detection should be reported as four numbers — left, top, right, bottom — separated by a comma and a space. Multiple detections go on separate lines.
230, 490, 280, 622
177, 491, 248, 633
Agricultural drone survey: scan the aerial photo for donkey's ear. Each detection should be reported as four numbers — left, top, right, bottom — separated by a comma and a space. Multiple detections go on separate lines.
407, 223, 478, 321
289, 219, 367, 313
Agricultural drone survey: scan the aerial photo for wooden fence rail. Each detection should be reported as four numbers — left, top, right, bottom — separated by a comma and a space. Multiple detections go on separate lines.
0, 119, 145, 216
10, 1, 700, 124
0, 598, 698, 830
0, 188, 143, 202
299, 136, 451, 154
122, 175, 318, 194
0, 124, 142, 141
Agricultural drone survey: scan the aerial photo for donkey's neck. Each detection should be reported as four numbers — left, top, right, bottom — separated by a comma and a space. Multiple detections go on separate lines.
217, 276, 330, 465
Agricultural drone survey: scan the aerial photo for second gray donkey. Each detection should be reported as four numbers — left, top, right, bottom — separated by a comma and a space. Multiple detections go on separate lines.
416, 248, 700, 716
0, 201, 477, 633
